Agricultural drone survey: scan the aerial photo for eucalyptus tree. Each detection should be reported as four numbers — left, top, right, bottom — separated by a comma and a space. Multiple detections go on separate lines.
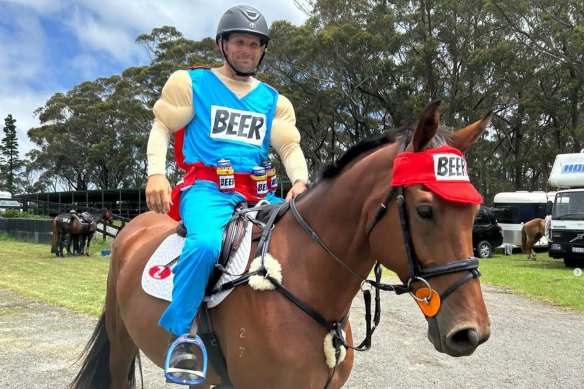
27, 76, 149, 190
486, 0, 584, 191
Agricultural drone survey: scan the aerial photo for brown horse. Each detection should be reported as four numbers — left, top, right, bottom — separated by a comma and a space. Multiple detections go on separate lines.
69, 101, 492, 389
51, 210, 111, 257
521, 218, 546, 260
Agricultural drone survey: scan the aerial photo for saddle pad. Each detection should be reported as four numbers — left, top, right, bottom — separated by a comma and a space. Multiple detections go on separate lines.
141, 216, 254, 308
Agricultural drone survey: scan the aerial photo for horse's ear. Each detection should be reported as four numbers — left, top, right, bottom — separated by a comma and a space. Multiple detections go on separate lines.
451, 111, 492, 152
409, 100, 441, 152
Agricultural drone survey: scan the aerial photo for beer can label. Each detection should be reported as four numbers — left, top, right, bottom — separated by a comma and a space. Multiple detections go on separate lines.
217, 159, 234, 175
218, 174, 235, 192
256, 179, 268, 197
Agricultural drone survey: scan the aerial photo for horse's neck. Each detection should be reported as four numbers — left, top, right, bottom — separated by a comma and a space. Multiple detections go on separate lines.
281, 179, 381, 319
296, 145, 396, 267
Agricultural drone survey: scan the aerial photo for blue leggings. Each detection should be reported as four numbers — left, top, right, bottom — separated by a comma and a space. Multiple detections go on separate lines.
158, 180, 283, 336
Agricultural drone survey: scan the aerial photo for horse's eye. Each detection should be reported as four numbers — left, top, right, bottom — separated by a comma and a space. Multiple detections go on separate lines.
417, 205, 433, 220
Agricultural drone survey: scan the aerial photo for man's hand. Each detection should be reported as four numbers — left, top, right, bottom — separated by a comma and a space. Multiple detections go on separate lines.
285, 180, 308, 201
146, 174, 172, 214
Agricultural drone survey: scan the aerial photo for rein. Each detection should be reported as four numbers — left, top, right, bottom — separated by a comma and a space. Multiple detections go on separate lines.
208, 142, 481, 388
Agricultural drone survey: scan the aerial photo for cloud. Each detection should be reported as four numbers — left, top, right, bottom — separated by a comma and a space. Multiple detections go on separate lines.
0, 4, 48, 88
0, 0, 308, 156
0, 89, 49, 158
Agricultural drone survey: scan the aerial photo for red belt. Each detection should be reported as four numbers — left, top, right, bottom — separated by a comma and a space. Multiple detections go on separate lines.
168, 163, 263, 221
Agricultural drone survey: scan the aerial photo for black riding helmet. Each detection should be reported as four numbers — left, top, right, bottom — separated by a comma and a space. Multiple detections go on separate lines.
216, 5, 270, 77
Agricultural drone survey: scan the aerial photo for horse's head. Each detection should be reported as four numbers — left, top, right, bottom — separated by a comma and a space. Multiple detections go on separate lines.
102, 208, 113, 223
99, 209, 113, 223
367, 100, 491, 357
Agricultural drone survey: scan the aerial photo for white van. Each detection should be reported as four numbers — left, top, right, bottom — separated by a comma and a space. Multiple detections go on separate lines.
0, 191, 21, 212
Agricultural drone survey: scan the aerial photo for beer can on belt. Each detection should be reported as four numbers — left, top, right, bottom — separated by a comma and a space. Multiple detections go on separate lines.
251, 166, 268, 198
261, 161, 278, 193
216, 159, 235, 192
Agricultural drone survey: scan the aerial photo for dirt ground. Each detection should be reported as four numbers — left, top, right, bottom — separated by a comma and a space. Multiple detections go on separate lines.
1, 284, 583, 389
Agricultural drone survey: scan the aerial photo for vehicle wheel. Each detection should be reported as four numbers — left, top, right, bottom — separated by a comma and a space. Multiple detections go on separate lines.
563, 257, 582, 268
476, 241, 492, 258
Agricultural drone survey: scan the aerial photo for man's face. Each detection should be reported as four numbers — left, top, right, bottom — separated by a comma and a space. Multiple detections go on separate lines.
222, 33, 264, 73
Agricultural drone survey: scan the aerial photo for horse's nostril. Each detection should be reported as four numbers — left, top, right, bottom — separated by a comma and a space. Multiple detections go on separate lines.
446, 328, 480, 356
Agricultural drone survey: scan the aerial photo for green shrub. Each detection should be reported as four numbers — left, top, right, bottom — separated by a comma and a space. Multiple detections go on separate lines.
0, 210, 49, 219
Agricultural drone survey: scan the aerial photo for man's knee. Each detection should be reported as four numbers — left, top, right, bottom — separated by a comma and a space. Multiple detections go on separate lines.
184, 234, 221, 259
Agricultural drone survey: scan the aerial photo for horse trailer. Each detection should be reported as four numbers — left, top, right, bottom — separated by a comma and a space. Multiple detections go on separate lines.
492, 191, 555, 248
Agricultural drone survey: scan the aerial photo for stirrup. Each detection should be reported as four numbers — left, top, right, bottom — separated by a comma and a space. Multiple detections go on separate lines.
164, 334, 208, 385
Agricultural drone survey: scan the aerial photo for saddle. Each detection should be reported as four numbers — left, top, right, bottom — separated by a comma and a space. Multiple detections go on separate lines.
175, 201, 289, 294
72, 212, 94, 225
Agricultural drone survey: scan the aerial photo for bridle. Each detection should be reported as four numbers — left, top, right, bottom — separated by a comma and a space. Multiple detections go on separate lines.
283, 174, 481, 389
216, 143, 482, 389
287, 142, 481, 351
364, 184, 481, 304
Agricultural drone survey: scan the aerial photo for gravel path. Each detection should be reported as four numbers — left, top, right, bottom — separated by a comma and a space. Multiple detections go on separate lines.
1, 285, 583, 389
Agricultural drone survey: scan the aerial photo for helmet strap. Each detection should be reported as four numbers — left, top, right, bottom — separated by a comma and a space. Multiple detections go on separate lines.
220, 37, 268, 78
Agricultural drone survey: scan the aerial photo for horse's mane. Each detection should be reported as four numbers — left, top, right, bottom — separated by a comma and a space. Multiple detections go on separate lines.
319, 126, 454, 180
320, 133, 394, 179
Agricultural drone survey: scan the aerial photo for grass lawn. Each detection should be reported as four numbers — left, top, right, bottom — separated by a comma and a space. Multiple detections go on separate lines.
1, 234, 583, 316
0, 234, 112, 316
478, 250, 584, 311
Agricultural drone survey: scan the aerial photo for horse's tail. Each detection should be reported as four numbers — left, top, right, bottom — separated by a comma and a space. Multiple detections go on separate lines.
68, 312, 139, 389
67, 313, 113, 389
51, 219, 58, 254
521, 226, 527, 254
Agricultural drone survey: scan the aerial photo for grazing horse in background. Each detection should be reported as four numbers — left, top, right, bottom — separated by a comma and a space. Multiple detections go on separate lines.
51, 210, 111, 257
69, 101, 492, 389
521, 218, 546, 260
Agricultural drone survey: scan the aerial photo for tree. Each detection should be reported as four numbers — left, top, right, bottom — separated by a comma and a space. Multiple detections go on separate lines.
26, 27, 223, 191
27, 76, 153, 190
0, 114, 24, 194
20, 2, 584, 203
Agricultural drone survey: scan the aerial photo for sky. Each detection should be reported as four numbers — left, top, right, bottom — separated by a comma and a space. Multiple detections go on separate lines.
0, 0, 308, 156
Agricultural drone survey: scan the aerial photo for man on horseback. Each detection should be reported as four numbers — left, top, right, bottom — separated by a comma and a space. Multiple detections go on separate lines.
145, 4, 309, 384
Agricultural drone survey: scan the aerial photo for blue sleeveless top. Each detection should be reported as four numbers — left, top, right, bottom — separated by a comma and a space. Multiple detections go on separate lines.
182, 68, 279, 172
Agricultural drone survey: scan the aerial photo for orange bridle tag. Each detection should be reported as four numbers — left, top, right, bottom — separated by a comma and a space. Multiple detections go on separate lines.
414, 288, 441, 317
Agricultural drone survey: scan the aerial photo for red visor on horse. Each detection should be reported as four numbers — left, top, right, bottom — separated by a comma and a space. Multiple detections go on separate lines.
392, 145, 483, 205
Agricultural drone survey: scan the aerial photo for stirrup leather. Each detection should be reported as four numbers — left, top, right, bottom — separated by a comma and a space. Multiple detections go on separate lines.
164, 334, 208, 385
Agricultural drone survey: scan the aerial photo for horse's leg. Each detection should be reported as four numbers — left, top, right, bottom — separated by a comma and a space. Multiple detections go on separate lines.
85, 234, 93, 256
55, 231, 61, 257
66, 233, 73, 256
59, 234, 66, 258
105, 278, 140, 389
73, 234, 81, 255
527, 241, 534, 260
